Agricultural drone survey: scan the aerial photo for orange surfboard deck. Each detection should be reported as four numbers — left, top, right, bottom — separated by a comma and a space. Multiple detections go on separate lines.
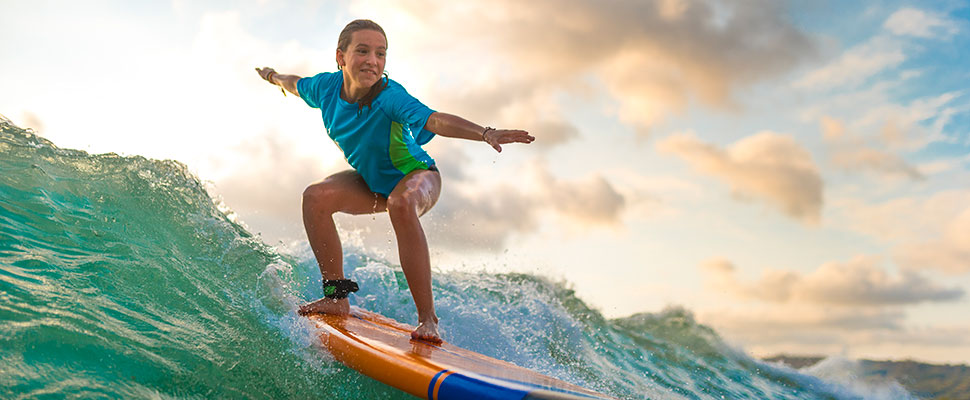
307, 307, 613, 399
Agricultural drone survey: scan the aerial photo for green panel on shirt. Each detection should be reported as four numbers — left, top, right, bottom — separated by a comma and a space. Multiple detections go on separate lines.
389, 122, 428, 175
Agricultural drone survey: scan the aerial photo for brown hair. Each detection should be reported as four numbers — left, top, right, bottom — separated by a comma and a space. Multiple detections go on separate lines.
337, 19, 389, 114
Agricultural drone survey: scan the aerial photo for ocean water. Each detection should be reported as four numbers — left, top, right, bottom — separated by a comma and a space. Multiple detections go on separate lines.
0, 117, 915, 399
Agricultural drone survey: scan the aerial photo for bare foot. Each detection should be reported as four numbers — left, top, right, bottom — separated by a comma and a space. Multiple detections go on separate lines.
410, 318, 442, 344
298, 298, 350, 316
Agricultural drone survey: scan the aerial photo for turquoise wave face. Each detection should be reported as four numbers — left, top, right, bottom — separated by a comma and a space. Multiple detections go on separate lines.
0, 118, 907, 399
0, 119, 395, 398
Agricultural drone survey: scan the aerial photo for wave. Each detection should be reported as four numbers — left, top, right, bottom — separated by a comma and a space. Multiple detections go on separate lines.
0, 117, 913, 399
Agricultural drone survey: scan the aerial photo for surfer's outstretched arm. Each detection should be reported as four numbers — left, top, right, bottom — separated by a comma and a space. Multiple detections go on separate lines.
256, 67, 301, 96
425, 112, 535, 152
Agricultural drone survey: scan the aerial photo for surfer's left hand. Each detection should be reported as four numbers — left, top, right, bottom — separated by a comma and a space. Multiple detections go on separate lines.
484, 129, 535, 153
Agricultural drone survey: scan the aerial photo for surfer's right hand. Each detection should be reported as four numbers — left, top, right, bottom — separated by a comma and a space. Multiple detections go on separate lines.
255, 67, 278, 84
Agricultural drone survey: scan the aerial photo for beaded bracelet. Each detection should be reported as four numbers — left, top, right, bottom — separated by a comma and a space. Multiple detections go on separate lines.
482, 126, 494, 142
266, 71, 286, 96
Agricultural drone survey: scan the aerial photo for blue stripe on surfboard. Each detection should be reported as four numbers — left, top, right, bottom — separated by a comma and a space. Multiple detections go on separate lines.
428, 369, 449, 400
436, 371, 607, 400
436, 371, 530, 400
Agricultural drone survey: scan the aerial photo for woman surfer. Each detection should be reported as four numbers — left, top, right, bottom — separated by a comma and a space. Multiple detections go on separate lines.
256, 19, 534, 343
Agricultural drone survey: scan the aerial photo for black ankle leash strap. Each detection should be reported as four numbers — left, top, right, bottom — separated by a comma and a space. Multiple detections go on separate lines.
323, 279, 359, 299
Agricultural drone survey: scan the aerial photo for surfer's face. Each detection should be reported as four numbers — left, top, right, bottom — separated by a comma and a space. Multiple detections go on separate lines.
338, 29, 386, 91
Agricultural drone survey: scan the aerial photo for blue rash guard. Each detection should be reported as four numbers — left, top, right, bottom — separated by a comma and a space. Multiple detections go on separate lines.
297, 72, 437, 196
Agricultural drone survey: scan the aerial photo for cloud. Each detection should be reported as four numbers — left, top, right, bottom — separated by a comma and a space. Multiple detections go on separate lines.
534, 165, 626, 226
704, 255, 964, 306
804, 89, 963, 181
656, 131, 823, 223
857, 92, 963, 151
799, 63, 963, 152
819, 116, 924, 181
830, 148, 923, 180
884, 8, 960, 39
793, 36, 904, 91
367, 0, 814, 134
795, 7, 960, 91
794, 7, 966, 161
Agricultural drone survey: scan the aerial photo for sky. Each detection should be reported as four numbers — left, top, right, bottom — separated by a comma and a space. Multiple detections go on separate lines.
2, 0, 969, 364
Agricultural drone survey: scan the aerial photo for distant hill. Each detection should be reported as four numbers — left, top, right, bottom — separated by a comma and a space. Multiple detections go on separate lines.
764, 355, 970, 400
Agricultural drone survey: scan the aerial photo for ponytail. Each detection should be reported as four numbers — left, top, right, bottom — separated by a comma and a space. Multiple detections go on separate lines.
356, 73, 388, 114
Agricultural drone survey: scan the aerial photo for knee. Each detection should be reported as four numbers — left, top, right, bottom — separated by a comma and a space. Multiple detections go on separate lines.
386, 189, 418, 218
303, 183, 338, 214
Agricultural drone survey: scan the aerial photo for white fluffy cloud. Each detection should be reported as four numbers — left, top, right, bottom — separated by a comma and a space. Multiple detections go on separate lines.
656, 131, 823, 223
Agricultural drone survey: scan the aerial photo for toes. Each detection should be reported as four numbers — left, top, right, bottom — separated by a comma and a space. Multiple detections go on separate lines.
410, 331, 442, 344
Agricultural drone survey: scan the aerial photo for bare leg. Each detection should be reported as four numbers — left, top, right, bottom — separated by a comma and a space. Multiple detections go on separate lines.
298, 170, 387, 316
386, 169, 442, 343
298, 168, 444, 343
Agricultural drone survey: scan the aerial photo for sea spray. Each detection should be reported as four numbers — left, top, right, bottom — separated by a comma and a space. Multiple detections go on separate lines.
0, 118, 915, 399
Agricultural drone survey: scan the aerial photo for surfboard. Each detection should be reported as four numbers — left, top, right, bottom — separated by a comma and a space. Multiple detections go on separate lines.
307, 307, 614, 400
